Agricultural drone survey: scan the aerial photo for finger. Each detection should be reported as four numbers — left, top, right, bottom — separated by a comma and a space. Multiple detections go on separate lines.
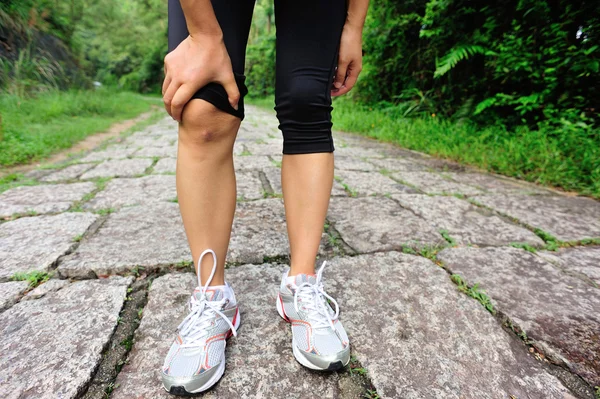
162, 80, 180, 118
333, 61, 348, 90
219, 72, 240, 110
170, 84, 197, 122
162, 75, 171, 96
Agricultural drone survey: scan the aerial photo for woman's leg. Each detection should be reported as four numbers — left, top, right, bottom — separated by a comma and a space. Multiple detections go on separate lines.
168, 0, 255, 284
274, 0, 347, 276
177, 100, 240, 286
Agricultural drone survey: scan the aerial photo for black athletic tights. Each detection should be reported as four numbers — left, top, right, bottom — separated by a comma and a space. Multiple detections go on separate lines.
168, 0, 347, 154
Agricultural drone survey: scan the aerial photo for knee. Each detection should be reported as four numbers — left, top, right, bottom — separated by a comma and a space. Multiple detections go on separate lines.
179, 100, 240, 147
276, 77, 329, 121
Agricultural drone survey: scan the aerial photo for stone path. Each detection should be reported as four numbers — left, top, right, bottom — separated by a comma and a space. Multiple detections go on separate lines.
1, 105, 599, 399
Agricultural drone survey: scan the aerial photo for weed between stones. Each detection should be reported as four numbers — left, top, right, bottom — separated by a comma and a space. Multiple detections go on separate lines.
10, 271, 52, 288
450, 274, 495, 314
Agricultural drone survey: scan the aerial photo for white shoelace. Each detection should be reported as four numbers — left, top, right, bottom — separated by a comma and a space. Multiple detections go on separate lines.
293, 261, 340, 330
177, 249, 237, 348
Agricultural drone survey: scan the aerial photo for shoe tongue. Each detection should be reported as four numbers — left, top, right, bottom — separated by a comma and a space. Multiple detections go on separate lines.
193, 287, 225, 302
295, 273, 317, 286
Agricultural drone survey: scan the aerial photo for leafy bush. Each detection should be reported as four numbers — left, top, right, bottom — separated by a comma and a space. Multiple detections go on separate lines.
245, 34, 276, 97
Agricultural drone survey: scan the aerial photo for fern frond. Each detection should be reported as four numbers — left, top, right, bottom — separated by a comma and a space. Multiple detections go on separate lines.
434, 45, 489, 78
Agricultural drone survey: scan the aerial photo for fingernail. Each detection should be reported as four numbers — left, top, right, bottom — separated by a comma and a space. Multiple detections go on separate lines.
334, 82, 342, 88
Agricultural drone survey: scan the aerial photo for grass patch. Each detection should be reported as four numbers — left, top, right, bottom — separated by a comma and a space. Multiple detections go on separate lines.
510, 242, 538, 253
329, 97, 600, 199
0, 88, 155, 167
10, 271, 51, 288
439, 229, 457, 246
450, 274, 495, 314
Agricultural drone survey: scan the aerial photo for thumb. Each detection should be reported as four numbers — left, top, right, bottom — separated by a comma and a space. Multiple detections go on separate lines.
221, 72, 240, 111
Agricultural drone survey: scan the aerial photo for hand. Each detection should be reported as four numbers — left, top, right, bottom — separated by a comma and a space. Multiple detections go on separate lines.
162, 35, 239, 122
332, 24, 363, 97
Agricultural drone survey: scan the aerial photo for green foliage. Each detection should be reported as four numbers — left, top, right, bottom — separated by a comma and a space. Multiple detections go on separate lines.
360, 0, 599, 127
450, 274, 495, 314
0, 88, 153, 166
245, 34, 276, 97
11, 271, 51, 288
331, 97, 600, 198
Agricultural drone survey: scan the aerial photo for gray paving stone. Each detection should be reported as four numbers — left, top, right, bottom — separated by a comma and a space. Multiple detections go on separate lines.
327, 252, 574, 398
333, 145, 384, 158
39, 163, 97, 182
262, 168, 347, 197
228, 199, 289, 263
84, 175, 177, 211
243, 140, 282, 156
79, 146, 138, 162
335, 170, 419, 196
391, 194, 544, 246
80, 158, 153, 179
0, 182, 96, 217
327, 197, 443, 253
0, 212, 98, 281
334, 156, 378, 171
367, 157, 428, 172
153, 157, 176, 174
58, 203, 190, 278
445, 172, 554, 195
123, 135, 173, 148
539, 246, 600, 285
112, 267, 339, 399
437, 246, 600, 387
0, 277, 131, 399
23, 279, 69, 301
236, 170, 265, 201
0, 281, 29, 311
233, 155, 275, 171
134, 144, 178, 158
475, 195, 600, 241
392, 171, 485, 195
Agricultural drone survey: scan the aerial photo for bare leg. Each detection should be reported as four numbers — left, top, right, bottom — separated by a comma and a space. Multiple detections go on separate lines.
281, 153, 334, 276
177, 99, 241, 285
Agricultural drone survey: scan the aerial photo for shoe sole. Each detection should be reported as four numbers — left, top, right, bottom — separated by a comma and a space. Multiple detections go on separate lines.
163, 309, 241, 395
277, 294, 348, 371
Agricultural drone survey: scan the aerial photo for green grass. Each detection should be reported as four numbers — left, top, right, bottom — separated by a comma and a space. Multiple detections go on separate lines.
10, 271, 51, 288
0, 88, 155, 167
450, 274, 495, 314
329, 97, 600, 198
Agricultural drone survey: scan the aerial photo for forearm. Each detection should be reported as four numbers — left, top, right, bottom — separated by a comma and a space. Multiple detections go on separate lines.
346, 0, 369, 30
179, 0, 222, 38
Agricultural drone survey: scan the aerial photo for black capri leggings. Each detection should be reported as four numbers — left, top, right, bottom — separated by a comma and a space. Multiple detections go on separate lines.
168, 0, 347, 154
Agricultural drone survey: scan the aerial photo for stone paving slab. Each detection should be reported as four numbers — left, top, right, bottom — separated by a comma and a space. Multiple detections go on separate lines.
333, 145, 384, 158
445, 172, 554, 195
84, 175, 177, 211
392, 171, 485, 195
153, 157, 176, 174
79, 146, 138, 163
334, 156, 378, 171
0, 281, 29, 311
243, 140, 283, 156
112, 267, 340, 399
236, 170, 265, 201
40, 163, 97, 182
335, 170, 419, 196
228, 199, 289, 264
0, 212, 98, 281
58, 203, 190, 278
80, 158, 153, 179
437, 246, 600, 387
391, 194, 544, 246
23, 279, 69, 301
263, 168, 348, 197
122, 135, 173, 148
474, 195, 600, 241
0, 277, 131, 399
234, 155, 275, 171
539, 246, 600, 285
0, 182, 96, 217
134, 144, 178, 158
367, 157, 428, 172
327, 197, 443, 253
327, 252, 574, 398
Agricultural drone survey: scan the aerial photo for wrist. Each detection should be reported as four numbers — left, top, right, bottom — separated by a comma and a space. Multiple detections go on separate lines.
344, 19, 364, 33
188, 30, 224, 43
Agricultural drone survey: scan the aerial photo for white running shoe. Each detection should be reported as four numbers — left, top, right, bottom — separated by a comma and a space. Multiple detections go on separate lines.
161, 249, 240, 395
276, 261, 350, 370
